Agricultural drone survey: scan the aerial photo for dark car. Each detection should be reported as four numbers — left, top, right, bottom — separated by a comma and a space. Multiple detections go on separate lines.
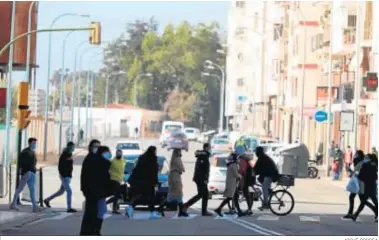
122, 154, 169, 206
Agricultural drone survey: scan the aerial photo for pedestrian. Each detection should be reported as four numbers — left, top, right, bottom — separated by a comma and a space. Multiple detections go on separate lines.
80, 129, 84, 143
238, 153, 255, 215
126, 146, 161, 219
344, 146, 353, 168
79, 139, 109, 236
44, 142, 77, 213
182, 143, 213, 216
332, 145, 343, 180
134, 127, 139, 138
352, 154, 378, 222
158, 149, 188, 217
214, 152, 244, 217
106, 149, 126, 214
342, 150, 365, 220
10, 138, 39, 212
254, 146, 279, 211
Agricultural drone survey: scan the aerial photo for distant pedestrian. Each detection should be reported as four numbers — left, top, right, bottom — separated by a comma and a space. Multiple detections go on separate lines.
182, 143, 213, 216
44, 142, 77, 213
332, 145, 343, 180
126, 146, 161, 219
344, 146, 353, 175
134, 127, 139, 138
158, 149, 188, 217
10, 138, 39, 212
80, 129, 84, 142
372, 147, 378, 159
106, 149, 126, 214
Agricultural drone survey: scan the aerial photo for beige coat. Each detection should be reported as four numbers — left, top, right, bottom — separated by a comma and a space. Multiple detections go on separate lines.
224, 162, 241, 198
168, 155, 185, 198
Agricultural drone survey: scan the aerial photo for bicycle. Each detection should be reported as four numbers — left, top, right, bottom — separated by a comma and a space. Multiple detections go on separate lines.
238, 174, 295, 216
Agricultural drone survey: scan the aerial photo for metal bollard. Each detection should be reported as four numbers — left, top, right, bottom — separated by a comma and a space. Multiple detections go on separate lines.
39, 167, 43, 207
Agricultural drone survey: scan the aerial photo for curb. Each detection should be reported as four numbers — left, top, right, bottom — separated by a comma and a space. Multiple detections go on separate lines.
0, 212, 47, 233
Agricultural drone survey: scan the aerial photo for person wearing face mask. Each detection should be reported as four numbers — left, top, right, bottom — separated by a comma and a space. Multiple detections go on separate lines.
10, 138, 39, 212
44, 142, 77, 212
80, 139, 104, 236
106, 149, 126, 214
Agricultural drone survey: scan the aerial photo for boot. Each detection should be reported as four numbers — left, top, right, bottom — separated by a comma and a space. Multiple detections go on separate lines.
178, 203, 189, 217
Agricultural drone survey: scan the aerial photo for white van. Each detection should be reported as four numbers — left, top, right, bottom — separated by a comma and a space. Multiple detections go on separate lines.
159, 121, 184, 147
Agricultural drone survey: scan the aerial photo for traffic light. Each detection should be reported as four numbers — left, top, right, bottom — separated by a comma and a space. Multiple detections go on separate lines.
17, 82, 31, 130
89, 22, 101, 45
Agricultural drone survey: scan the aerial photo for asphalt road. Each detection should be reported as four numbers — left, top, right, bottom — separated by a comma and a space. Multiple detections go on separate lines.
2, 138, 377, 236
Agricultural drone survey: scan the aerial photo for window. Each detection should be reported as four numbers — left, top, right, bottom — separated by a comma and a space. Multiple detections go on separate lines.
347, 15, 357, 28
273, 24, 283, 41
237, 78, 244, 86
236, 1, 246, 8
235, 27, 245, 37
311, 33, 324, 51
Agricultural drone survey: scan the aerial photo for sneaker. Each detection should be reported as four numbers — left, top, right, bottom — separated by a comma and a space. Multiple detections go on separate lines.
32, 207, 43, 213
125, 206, 134, 218
214, 209, 223, 217
245, 210, 253, 216
149, 211, 162, 219
202, 211, 213, 217
44, 199, 51, 208
237, 211, 247, 218
351, 215, 358, 222
9, 204, 19, 211
67, 208, 77, 213
225, 210, 237, 215
342, 214, 353, 220
178, 211, 189, 217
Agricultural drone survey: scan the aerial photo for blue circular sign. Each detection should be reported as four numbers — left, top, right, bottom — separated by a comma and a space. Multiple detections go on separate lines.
314, 110, 328, 123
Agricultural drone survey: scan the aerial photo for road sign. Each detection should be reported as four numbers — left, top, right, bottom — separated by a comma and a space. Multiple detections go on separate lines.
237, 95, 247, 102
314, 110, 328, 123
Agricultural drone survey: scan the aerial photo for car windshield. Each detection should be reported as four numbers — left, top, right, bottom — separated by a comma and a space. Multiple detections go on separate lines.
244, 138, 258, 151
185, 129, 195, 133
215, 157, 228, 167
213, 139, 228, 145
117, 143, 140, 150
124, 161, 136, 174
173, 132, 186, 138
165, 125, 182, 132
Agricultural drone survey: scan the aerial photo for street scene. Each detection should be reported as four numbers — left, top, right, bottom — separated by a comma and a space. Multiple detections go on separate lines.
0, 0, 378, 237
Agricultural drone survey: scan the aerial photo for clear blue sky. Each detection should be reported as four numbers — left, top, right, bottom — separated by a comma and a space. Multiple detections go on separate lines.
12, 1, 229, 90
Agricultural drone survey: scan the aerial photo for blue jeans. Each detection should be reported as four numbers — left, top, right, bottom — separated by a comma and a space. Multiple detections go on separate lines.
11, 171, 37, 209
97, 199, 107, 219
262, 177, 273, 206
45, 176, 72, 209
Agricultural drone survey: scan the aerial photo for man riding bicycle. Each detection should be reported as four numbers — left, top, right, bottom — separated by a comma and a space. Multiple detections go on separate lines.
253, 146, 279, 211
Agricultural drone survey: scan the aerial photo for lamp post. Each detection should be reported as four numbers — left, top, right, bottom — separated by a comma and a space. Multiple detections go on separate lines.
204, 60, 225, 133
43, 12, 89, 160
134, 73, 153, 106
201, 72, 224, 134
104, 71, 126, 141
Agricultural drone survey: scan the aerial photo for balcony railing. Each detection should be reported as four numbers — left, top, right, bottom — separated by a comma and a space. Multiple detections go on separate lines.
343, 29, 356, 44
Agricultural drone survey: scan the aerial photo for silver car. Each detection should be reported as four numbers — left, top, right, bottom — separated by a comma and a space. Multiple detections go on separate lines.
208, 153, 229, 199
166, 131, 189, 151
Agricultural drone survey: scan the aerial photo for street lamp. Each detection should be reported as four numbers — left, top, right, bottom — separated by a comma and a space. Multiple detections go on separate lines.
201, 72, 224, 133
134, 73, 153, 106
203, 60, 225, 132
104, 71, 126, 141
43, 12, 89, 160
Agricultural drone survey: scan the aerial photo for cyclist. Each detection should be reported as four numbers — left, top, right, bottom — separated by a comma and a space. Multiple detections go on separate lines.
254, 146, 279, 211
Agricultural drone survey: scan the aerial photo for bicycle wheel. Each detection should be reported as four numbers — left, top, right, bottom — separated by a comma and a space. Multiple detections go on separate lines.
268, 189, 295, 216
308, 167, 319, 179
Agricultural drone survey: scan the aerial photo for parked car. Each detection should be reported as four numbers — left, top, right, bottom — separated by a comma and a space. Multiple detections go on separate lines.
211, 138, 232, 154
115, 140, 143, 155
122, 154, 169, 206
208, 153, 229, 199
184, 127, 200, 141
166, 131, 189, 151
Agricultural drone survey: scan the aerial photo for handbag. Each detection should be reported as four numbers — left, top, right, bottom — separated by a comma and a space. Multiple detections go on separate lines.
345, 175, 359, 194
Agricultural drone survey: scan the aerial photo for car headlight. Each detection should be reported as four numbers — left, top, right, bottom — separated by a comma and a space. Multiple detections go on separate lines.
160, 182, 168, 188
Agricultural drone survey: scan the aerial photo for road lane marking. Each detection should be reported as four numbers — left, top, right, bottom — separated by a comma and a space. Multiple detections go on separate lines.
299, 216, 320, 222
227, 219, 271, 236
215, 214, 238, 220
50, 212, 73, 220
235, 218, 283, 236
340, 216, 362, 222
257, 215, 279, 221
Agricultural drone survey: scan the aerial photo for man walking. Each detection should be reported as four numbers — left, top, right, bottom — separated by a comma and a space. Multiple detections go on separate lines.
183, 143, 212, 216
43, 142, 77, 213
10, 138, 39, 212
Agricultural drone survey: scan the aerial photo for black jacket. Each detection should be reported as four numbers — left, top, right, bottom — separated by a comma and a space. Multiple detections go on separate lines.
80, 153, 111, 199
128, 154, 158, 194
19, 147, 37, 175
254, 153, 279, 182
358, 161, 378, 194
58, 148, 73, 178
193, 150, 210, 184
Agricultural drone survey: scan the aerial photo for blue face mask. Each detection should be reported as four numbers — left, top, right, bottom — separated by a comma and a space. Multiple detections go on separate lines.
103, 152, 112, 160
30, 143, 36, 150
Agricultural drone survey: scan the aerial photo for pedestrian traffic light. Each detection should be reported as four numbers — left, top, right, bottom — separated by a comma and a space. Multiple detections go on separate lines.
89, 22, 101, 45
17, 109, 31, 130
17, 82, 31, 130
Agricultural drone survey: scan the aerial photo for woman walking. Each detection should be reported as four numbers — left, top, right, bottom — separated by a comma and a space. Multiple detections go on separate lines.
158, 149, 188, 217
214, 152, 244, 217
106, 149, 126, 214
126, 146, 161, 219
